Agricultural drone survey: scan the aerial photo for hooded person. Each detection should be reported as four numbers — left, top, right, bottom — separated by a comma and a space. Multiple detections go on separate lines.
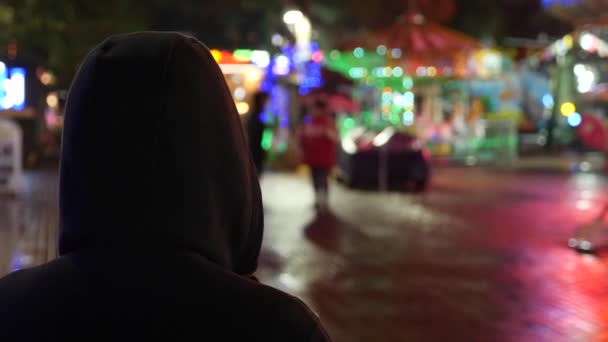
0, 32, 330, 341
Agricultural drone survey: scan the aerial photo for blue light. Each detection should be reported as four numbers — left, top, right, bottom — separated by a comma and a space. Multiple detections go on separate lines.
403, 111, 414, 126
567, 112, 582, 127
542, 93, 554, 108
298, 42, 324, 95
0, 66, 26, 110
259, 111, 274, 125
353, 47, 364, 58
542, 0, 578, 9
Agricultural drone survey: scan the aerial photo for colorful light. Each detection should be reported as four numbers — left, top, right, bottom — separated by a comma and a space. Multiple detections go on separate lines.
273, 55, 290, 76
271, 34, 284, 46
391, 48, 402, 58
563, 34, 573, 50
234, 87, 246, 100
392, 67, 403, 77
373, 127, 395, 147
353, 47, 364, 58
403, 92, 415, 107
236, 102, 250, 115
389, 113, 400, 125
245, 69, 263, 83
376, 45, 387, 55
311, 50, 324, 63
261, 128, 273, 151
46, 93, 58, 108
330, 50, 340, 59
403, 111, 414, 126
210, 49, 222, 63
342, 117, 356, 130
0, 66, 26, 110
580, 32, 598, 53
567, 112, 582, 127
40, 71, 55, 86
233, 49, 252, 62
574, 64, 596, 93
251, 50, 271, 68
427, 66, 437, 77
542, 94, 554, 108
560, 102, 576, 117
402, 77, 414, 90
383, 67, 392, 77
348, 67, 367, 79
283, 10, 304, 25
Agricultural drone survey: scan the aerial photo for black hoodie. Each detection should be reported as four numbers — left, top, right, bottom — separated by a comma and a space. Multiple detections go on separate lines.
0, 32, 330, 341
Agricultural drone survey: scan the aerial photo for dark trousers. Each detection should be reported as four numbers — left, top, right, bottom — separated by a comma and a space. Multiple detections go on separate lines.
310, 167, 329, 193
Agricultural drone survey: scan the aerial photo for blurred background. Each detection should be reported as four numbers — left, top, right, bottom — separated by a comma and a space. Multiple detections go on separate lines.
2, 0, 608, 340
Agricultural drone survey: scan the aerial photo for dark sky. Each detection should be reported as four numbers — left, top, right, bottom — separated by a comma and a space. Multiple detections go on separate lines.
451, 0, 572, 43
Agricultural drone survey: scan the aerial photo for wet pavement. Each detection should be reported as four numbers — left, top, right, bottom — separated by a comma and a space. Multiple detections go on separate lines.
2, 167, 608, 341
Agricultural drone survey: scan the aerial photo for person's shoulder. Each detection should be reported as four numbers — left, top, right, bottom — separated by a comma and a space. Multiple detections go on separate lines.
0, 265, 43, 295
247, 282, 331, 341
0, 257, 76, 302
0, 263, 49, 323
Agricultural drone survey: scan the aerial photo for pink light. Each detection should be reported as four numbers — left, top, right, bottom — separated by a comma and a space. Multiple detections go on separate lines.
45, 111, 58, 128
311, 51, 324, 63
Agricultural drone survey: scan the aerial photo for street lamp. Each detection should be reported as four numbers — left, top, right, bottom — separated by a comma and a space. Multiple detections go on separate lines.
282, 9, 312, 63
283, 10, 304, 25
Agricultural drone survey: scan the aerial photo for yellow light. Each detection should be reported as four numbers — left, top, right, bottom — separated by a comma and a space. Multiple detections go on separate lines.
46, 93, 58, 108
236, 102, 250, 115
560, 102, 576, 116
427, 66, 437, 77
563, 34, 574, 50
245, 69, 262, 83
210, 49, 222, 63
40, 72, 54, 86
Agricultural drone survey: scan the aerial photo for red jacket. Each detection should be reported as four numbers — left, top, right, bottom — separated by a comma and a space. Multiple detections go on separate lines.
300, 115, 338, 168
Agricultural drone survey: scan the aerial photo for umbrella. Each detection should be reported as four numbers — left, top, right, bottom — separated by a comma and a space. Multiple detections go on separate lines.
340, 13, 479, 58
303, 89, 360, 113
577, 113, 608, 151
339, 13, 480, 77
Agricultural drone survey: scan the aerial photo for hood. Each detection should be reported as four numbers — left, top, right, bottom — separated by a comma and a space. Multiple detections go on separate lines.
58, 32, 263, 276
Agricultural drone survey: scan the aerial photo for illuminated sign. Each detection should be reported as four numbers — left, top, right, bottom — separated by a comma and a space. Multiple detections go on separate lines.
0, 62, 25, 111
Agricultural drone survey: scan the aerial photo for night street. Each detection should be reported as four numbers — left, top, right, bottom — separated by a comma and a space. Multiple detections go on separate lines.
2, 166, 608, 341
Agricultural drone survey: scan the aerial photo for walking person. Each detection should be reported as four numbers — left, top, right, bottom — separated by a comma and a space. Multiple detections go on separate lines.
0, 32, 331, 341
299, 99, 339, 212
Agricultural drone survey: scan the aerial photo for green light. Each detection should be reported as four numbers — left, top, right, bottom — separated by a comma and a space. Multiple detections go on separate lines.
353, 47, 365, 58
402, 77, 414, 90
389, 113, 400, 125
343, 117, 356, 129
233, 49, 252, 61
261, 128, 273, 151
362, 111, 373, 125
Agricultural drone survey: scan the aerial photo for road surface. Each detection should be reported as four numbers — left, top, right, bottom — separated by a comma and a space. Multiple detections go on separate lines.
2, 166, 608, 341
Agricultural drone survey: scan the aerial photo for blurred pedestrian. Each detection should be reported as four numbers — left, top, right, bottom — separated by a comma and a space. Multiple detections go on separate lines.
299, 99, 338, 212
0, 32, 331, 341
247, 91, 269, 175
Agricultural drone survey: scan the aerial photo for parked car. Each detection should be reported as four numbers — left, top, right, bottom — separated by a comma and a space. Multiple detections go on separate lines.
336, 126, 430, 191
